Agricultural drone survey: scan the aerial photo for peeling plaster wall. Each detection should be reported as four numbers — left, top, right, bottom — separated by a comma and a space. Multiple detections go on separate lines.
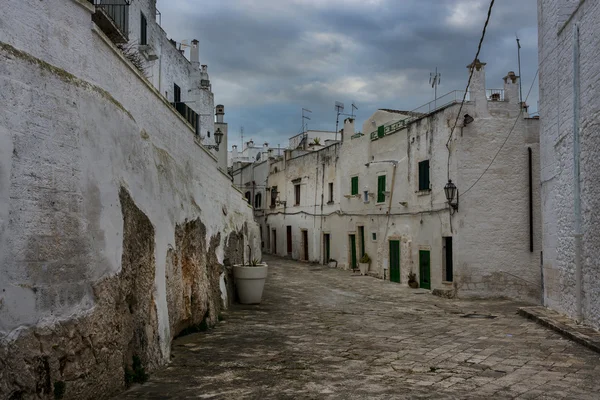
538, 0, 600, 329
0, 0, 259, 398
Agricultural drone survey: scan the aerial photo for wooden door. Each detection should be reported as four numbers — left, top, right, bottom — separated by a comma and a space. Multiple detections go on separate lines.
389, 240, 400, 283
419, 250, 431, 290
286, 226, 292, 255
324, 234, 330, 264
302, 230, 308, 260
272, 229, 277, 254
444, 237, 453, 282
349, 235, 357, 269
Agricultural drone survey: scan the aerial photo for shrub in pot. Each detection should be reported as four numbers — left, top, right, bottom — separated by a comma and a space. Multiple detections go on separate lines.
358, 254, 371, 276
233, 258, 268, 304
408, 272, 418, 288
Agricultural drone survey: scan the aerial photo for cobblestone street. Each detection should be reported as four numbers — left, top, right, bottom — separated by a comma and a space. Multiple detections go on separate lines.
119, 256, 600, 399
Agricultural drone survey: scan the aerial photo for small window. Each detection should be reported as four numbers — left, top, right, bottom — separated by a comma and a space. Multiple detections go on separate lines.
254, 193, 262, 208
270, 187, 277, 208
377, 175, 386, 203
173, 83, 181, 104
418, 160, 430, 191
294, 184, 301, 205
351, 176, 358, 195
140, 12, 148, 46
244, 191, 251, 204
363, 190, 369, 203
328, 182, 334, 203
372, 232, 377, 241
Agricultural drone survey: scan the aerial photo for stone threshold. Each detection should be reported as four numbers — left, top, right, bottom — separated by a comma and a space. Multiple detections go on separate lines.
518, 306, 600, 354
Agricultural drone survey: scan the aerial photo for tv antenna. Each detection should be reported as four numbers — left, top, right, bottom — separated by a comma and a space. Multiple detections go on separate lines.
351, 102, 358, 118
240, 126, 244, 149
516, 34, 523, 106
302, 108, 312, 133
334, 101, 344, 141
429, 67, 441, 109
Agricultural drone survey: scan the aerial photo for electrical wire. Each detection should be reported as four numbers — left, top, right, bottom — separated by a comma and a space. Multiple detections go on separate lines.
446, 0, 496, 180
461, 68, 539, 197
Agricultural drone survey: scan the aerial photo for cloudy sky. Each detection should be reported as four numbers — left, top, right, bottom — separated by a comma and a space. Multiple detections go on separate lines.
156, 0, 539, 149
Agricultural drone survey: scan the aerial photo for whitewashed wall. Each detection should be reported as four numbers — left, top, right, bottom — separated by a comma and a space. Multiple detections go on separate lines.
538, 0, 600, 329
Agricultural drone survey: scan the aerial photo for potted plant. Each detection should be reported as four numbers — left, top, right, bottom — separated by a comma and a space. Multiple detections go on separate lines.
358, 254, 371, 276
233, 257, 268, 304
408, 272, 418, 288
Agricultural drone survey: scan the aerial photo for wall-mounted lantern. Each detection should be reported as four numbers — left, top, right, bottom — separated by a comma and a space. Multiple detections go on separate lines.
444, 179, 459, 213
205, 128, 223, 151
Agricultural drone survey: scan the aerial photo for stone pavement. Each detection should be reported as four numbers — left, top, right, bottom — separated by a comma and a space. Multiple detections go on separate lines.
117, 256, 600, 399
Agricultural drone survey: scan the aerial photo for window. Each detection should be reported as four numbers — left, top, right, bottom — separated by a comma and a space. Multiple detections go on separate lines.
377, 175, 386, 203
294, 184, 301, 205
372, 232, 377, 241
363, 190, 369, 203
140, 12, 147, 45
351, 176, 359, 195
244, 191, 251, 204
328, 182, 334, 203
418, 160, 430, 191
254, 193, 262, 209
270, 187, 277, 208
173, 83, 181, 105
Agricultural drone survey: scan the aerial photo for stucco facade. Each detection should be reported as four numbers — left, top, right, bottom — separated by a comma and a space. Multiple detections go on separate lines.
264, 63, 541, 303
0, 1, 259, 398
538, 0, 600, 329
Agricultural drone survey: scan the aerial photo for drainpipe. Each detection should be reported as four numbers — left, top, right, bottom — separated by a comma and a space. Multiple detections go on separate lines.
573, 23, 583, 322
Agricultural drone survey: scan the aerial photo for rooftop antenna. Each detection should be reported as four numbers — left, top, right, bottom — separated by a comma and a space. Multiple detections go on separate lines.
351, 102, 358, 118
429, 67, 441, 109
302, 108, 312, 133
240, 126, 244, 149
516, 34, 523, 106
335, 101, 344, 141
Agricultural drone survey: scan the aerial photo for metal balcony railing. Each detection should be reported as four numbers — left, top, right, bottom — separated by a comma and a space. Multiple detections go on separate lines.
369, 90, 470, 140
486, 89, 505, 101
89, 0, 130, 44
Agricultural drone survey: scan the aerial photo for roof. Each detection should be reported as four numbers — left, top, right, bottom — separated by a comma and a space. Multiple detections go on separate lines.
379, 109, 425, 118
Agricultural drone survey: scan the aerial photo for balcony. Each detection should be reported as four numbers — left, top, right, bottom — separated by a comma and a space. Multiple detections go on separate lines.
173, 102, 199, 133
486, 89, 505, 101
89, 0, 130, 44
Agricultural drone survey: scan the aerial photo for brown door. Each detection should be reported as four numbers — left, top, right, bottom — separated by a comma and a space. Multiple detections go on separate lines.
287, 226, 292, 255
302, 230, 308, 260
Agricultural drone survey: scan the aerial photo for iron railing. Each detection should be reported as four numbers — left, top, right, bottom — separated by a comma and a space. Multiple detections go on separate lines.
89, 0, 130, 42
486, 89, 505, 101
370, 90, 470, 140
173, 102, 199, 132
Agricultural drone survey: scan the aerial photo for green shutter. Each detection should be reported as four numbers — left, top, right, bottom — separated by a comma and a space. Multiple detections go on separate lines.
419, 160, 430, 191
351, 176, 358, 195
377, 125, 385, 138
377, 175, 386, 203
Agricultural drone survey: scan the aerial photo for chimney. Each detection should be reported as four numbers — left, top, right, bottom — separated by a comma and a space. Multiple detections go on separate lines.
503, 71, 520, 105
215, 104, 224, 123
232, 145, 238, 158
263, 142, 269, 150
343, 117, 355, 141
190, 39, 200, 65
248, 140, 254, 148
467, 58, 488, 116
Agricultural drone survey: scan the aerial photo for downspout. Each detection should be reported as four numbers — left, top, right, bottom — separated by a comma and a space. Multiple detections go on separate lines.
528, 147, 533, 252
573, 23, 583, 322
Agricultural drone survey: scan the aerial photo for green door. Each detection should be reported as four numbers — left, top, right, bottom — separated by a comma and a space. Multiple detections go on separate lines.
419, 250, 431, 289
389, 240, 400, 283
349, 234, 357, 269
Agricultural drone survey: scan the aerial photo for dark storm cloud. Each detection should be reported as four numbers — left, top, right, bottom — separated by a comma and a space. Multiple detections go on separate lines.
156, 0, 539, 147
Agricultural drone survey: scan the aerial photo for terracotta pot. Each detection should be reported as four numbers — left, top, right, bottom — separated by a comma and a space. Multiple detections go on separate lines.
408, 281, 418, 288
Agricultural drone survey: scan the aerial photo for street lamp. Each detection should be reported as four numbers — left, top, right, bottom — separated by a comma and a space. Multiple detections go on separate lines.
205, 128, 223, 151
444, 179, 459, 212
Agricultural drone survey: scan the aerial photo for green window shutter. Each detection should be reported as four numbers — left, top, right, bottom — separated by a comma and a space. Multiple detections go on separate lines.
419, 160, 430, 191
351, 176, 358, 195
377, 125, 385, 138
377, 175, 386, 202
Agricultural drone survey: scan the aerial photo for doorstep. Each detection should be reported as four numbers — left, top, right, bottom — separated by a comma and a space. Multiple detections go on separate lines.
518, 306, 600, 354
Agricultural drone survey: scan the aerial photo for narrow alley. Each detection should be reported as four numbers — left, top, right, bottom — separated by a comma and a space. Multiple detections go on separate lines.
118, 256, 600, 399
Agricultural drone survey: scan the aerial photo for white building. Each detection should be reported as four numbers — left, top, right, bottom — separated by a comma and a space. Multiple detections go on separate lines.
0, 0, 258, 398
265, 61, 541, 301
228, 140, 284, 167
289, 129, 338, 150
538, 0, 600, 329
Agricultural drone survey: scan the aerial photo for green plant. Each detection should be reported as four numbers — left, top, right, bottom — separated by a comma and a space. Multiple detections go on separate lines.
53, 381, 66, 399
312, 137, 321, 145
359, 254, 371, 264
249, 258, 262, 266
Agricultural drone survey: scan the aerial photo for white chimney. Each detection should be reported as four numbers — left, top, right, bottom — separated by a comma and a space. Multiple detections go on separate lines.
216, 104, 224, 123
190, 39, 199, 64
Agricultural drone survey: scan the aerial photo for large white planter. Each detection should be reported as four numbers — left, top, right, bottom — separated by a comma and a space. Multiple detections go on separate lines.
233, 264, 268, 304
359, 262, 369, 276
